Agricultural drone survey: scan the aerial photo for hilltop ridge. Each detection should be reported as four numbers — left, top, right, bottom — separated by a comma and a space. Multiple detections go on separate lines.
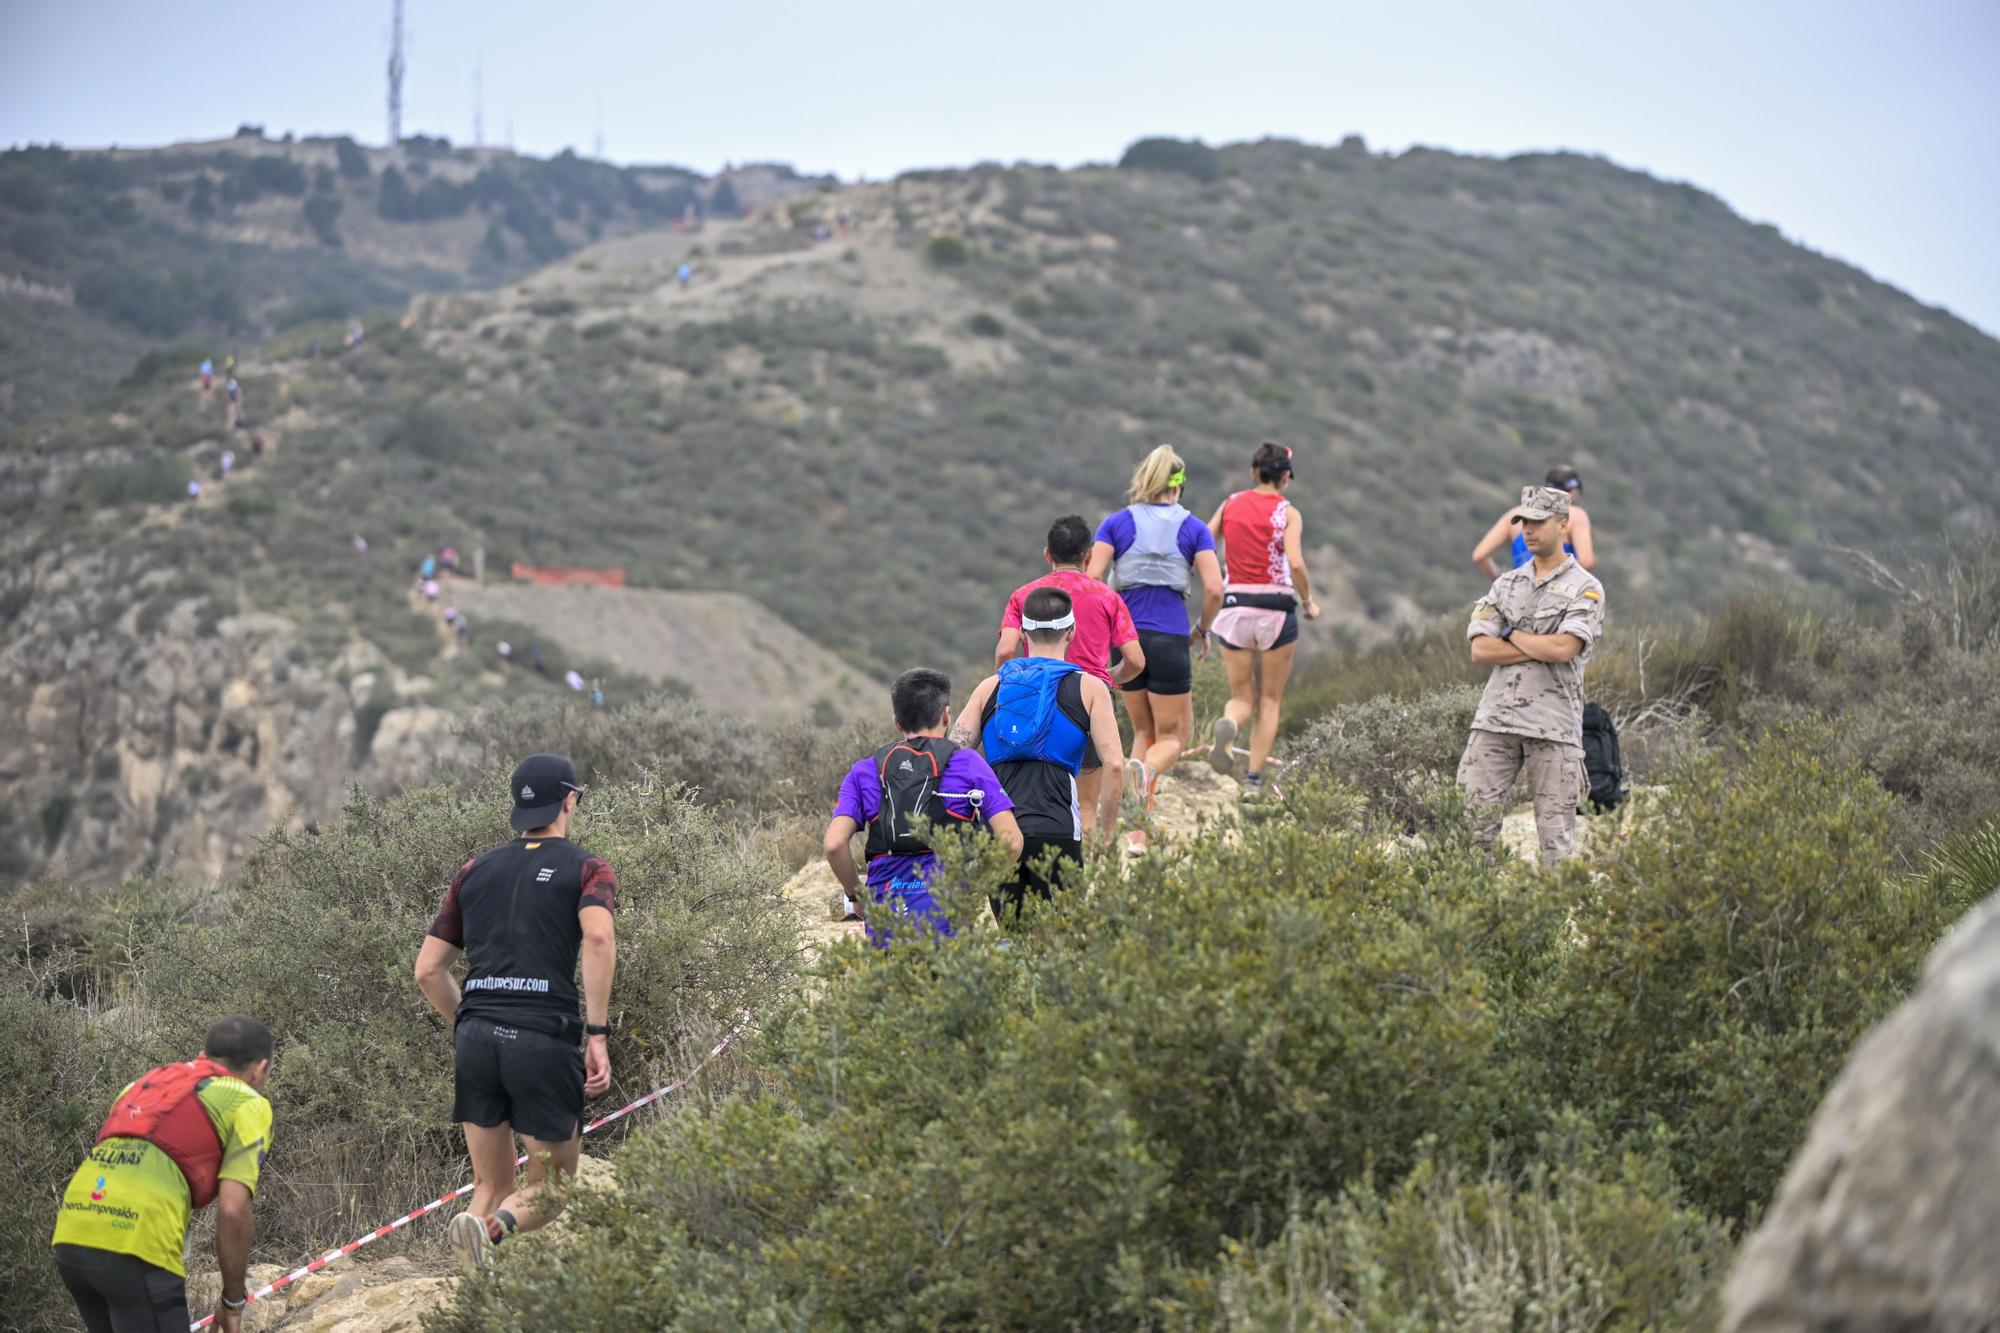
0, 129, 829, 421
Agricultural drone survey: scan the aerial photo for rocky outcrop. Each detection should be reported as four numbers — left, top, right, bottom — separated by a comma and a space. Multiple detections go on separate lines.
0, 550, 464, 886
1721, 894, 2000, 1331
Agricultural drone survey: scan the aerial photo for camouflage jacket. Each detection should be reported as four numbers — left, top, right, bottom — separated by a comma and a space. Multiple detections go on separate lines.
1467, 555, 1605, 746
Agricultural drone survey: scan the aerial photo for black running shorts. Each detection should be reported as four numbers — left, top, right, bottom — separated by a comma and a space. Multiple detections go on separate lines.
54, 1245, 188, 1333
1117, 629, 1194, 696
452, 1016, 585, 1142
990, 835, 1083, 924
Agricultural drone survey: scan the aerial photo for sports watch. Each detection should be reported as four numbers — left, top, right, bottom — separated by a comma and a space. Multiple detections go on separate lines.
585, 1022, 613, 1037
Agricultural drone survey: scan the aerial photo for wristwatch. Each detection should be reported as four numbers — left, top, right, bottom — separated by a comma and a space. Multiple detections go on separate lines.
1498, 626, 1516, 642
585, 1022, 613, 1037
221, 1293, 248, 1311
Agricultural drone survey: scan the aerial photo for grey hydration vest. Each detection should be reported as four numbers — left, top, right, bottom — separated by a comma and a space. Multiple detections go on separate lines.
1112, 503, 1193, 592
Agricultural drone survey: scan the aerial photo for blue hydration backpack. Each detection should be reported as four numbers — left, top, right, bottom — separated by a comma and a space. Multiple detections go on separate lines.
982, 658, 1089, 773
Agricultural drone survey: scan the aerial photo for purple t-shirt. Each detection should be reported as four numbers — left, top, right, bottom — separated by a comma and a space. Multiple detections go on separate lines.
832, 747, 1014, 894
1094, 507, 1216, 634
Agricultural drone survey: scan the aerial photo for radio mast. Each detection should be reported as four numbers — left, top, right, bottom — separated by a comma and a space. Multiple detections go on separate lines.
386, 0, 407, 145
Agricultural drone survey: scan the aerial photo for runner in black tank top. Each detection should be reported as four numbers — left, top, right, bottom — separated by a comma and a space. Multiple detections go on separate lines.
950, 587, 1129, 925
413, 753, 619, 1274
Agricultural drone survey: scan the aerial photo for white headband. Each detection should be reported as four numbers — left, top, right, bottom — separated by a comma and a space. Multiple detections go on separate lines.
1020, 612, 1075, 632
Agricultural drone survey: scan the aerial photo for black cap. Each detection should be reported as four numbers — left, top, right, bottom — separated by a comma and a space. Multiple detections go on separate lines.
510, 753, 580, 832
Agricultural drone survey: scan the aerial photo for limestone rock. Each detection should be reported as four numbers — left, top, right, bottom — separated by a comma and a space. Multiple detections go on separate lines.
1721, 893, 2000, 1331
268, 1257, 451, 1332
0, 546, 456, 886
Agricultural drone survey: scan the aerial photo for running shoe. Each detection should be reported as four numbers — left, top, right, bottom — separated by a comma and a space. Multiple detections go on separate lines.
447, 1211, 491, 1273
1208, 718, 1237, 775
1123, 759, 1152, 810
1242, 772, 1264, 802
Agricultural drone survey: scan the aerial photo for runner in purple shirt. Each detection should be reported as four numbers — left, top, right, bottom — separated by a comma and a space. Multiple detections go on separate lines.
823, 668, 1021, 945
1087, 444, 1223, 852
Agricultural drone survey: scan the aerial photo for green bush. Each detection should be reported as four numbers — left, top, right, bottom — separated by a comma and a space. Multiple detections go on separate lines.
924, 234, 970, 268
966, 311, 1005, 338
302, 193, 342, 246
1286, 685, 1479, 827
1218, 324, 1265, 359
379, 398, 477, 463
0, 964, 143, 1328
1119, 136, 1224, 181
1545, 726, 1982, 1218
245, 156, 308, 198
65, 452, 189, 510
1166, 1125, 1730, 1330
333, 137, 370, 179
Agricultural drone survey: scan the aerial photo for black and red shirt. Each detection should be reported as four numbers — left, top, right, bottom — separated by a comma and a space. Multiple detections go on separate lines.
428, 837, 617, 1036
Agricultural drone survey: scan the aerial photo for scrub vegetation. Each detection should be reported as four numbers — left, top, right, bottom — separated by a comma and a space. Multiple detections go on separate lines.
6, 563, 1998, 1329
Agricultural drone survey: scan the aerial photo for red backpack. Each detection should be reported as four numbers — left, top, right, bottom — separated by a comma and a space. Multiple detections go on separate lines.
96, 1058, 232, 1208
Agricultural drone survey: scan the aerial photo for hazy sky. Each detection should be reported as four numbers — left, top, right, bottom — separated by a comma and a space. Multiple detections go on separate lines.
4, 0, 1997, 333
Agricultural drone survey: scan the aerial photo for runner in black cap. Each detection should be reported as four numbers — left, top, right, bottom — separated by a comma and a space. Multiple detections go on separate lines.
412, 752, 619, 1272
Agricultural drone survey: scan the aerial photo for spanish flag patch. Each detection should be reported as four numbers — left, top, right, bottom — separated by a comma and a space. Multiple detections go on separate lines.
1582, 589, 1601, 601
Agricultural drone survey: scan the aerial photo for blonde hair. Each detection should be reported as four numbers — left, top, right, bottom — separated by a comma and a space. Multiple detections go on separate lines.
1127, 443, 1187, 504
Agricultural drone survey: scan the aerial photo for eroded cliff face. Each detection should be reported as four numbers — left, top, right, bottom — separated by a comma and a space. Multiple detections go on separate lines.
1, 551, 459, 886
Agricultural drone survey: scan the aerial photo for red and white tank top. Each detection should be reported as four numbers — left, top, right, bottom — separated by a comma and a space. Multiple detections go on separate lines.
1218, 490, 1292, 589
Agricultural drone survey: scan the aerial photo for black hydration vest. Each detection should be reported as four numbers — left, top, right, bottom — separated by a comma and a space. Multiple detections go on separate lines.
453, 837, 602, 1040
864, 737, 968, 859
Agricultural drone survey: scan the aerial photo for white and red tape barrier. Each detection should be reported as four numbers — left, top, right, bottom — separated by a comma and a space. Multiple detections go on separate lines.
190, 1016, 751, 1331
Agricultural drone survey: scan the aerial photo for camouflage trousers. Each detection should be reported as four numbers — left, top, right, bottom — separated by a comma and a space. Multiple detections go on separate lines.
1457, 728, 1585, 867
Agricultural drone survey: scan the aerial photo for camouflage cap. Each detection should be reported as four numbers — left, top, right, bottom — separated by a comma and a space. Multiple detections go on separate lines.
1515, 485, 1572, 521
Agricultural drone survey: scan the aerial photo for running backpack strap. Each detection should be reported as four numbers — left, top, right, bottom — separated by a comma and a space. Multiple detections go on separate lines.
97, 1057, 233, 1208
864, 738, 963, 859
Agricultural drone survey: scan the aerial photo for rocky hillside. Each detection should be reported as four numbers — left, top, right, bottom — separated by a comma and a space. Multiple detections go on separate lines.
0, 130, 827, 422
5, 133, 1998, 886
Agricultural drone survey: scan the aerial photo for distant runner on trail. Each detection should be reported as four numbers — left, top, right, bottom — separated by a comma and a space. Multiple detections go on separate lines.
823, 668, 1021, 942
1460, 486, 1606, 866
996, 514, 1142, 831
199, 358, 214, 391
953, 588, 1126, 922
676, 262, 692, 288
225, 377, 239, 405
1088, 444, 1223, 849
51, 1015, 275, 1333
1473, 465, 1595, 578
219, 448, 235, 478
414, 753, 618, 1272
1205, 443, 1321, 797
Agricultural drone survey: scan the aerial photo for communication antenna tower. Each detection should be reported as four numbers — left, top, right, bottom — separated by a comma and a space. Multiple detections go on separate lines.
387, 0, 407, 146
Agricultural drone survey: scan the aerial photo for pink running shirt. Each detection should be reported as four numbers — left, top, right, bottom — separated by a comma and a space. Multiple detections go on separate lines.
1000, 568, 1138, 688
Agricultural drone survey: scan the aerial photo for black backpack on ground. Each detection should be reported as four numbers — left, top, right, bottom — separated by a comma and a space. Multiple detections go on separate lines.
1581, 702, 1625, 813
864, 737, 967, 859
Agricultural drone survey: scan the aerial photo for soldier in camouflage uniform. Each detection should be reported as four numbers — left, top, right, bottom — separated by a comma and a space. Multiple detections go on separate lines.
1459, 485, 1605, 866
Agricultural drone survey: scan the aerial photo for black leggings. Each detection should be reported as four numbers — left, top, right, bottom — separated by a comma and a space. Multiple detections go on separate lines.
53, 1245, 190, 1333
